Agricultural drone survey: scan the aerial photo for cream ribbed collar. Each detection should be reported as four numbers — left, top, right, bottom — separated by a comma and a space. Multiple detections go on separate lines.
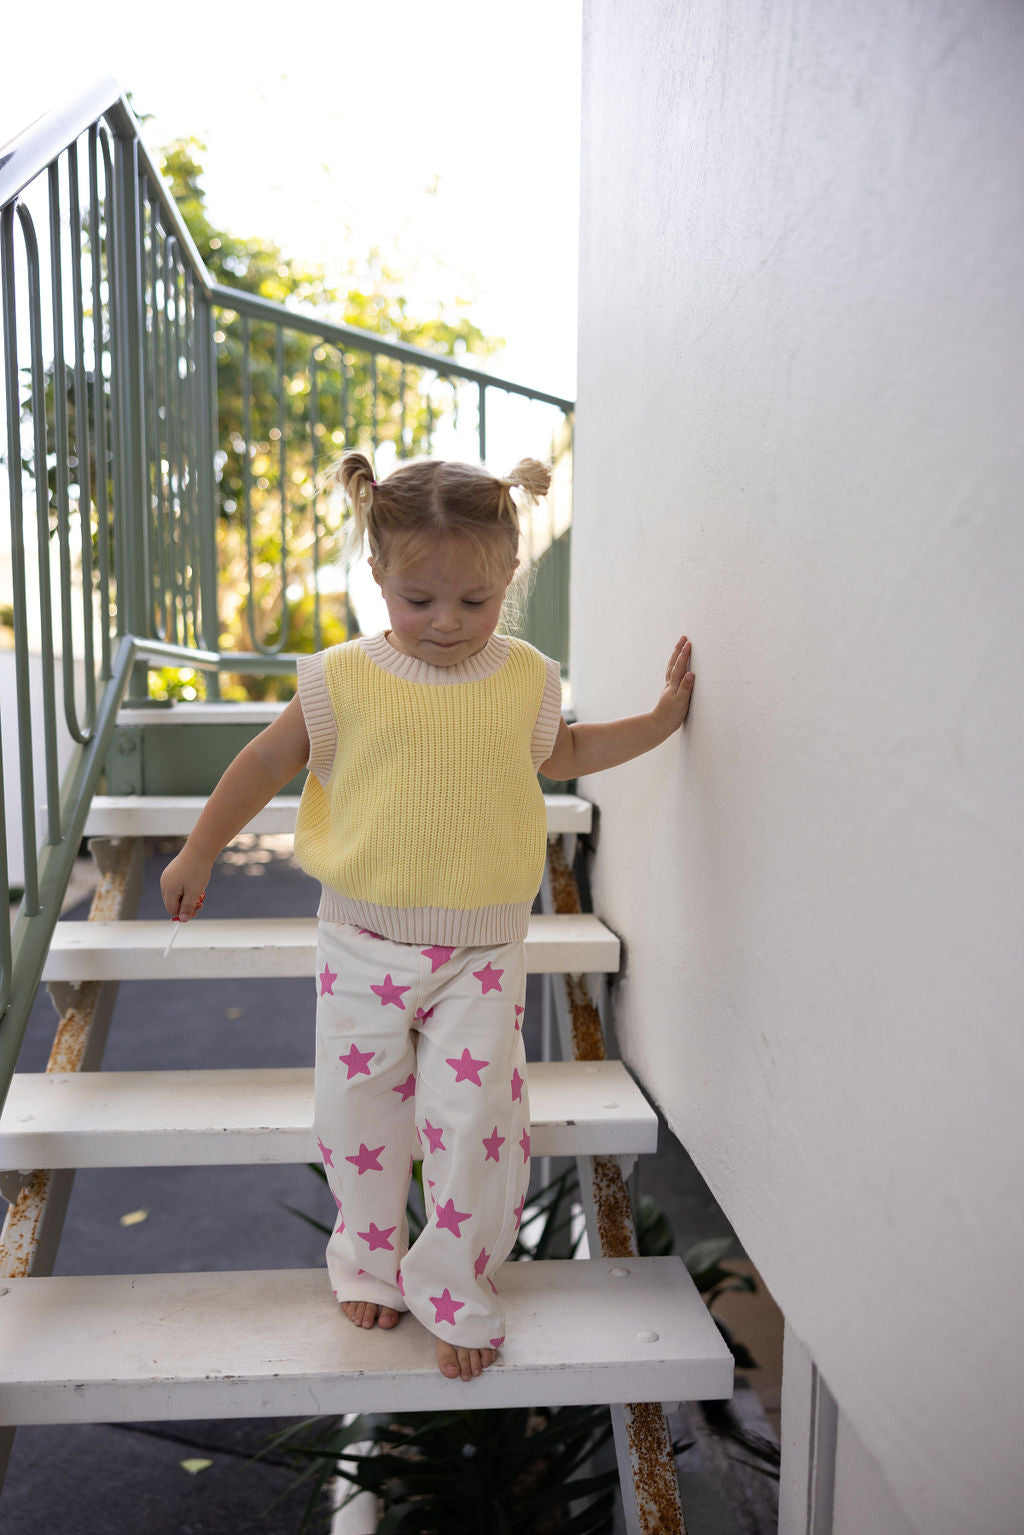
359, 630, 511, 685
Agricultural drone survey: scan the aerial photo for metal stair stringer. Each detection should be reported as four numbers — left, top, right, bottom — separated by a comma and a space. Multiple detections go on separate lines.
540, 834, 724, 1535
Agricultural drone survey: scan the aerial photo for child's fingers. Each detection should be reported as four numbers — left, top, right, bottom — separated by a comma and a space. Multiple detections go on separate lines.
665, 635, 689, 681
178, 889, 207, 922
667, 638, 692, 686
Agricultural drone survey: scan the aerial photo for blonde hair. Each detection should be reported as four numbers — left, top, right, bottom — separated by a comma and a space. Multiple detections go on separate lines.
333, 453, 551, 580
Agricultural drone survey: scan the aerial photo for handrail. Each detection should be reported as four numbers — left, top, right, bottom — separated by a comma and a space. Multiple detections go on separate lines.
0, 77, 123, 208
211, 283, 575, 411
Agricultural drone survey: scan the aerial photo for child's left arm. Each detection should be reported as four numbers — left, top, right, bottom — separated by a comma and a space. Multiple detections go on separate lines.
538, 636, 694, 781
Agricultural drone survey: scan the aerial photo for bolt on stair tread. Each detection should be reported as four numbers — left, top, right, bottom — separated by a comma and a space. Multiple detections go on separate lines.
41, 913, 620, 981
0, 1257, 733, 1424
0, 1060, 657, 1169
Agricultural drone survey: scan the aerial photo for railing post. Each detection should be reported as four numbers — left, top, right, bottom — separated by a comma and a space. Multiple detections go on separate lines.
110, 127, 149, 700
195, 294, 221, 699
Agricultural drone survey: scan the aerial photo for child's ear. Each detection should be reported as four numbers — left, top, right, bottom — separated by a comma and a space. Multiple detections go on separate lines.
369, 559, 383, 589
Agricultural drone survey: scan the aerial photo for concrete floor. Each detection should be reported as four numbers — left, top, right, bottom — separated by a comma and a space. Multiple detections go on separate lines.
2, 838, 780, 1532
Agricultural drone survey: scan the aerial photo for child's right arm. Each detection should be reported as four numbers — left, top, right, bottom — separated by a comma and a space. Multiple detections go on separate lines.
159, 693, 310, 920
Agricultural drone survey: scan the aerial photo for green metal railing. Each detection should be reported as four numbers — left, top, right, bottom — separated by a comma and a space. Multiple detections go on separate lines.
0, 80, 574, 1107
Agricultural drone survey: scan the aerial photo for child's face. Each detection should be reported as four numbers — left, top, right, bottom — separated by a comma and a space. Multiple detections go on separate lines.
372, 536, 516, 667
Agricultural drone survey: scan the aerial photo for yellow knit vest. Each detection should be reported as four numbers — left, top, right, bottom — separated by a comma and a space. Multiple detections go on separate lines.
294, 638, 551, 945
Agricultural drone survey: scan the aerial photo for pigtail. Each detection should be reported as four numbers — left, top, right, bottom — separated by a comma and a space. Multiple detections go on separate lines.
335, 450, 377, 560
501, 458, 551, 507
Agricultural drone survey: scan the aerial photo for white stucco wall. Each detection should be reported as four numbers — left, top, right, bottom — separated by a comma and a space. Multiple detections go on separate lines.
573, 4, 1024, 1533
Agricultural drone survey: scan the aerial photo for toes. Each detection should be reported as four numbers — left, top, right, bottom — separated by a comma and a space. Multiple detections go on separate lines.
437, 1342, 461, 1379
341, 1300, 393, 1329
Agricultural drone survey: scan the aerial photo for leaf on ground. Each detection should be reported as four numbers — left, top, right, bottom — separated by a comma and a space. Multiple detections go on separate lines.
119, 1209, 149, 1227
180, 1458, 213, 1475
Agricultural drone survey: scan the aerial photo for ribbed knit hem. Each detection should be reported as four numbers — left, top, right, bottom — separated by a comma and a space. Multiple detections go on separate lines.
359, 630, 510, 685
532, 657, 564, 768
316, 887, 532, 946
296, 652, 335, 785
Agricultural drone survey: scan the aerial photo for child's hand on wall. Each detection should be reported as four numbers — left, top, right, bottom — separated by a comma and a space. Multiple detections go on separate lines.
651, 636, 695, 736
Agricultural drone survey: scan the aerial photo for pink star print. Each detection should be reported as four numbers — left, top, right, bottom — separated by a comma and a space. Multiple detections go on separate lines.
421, 944, 456, 972
519, 1129, 531, 1163
421, 1119, 446, 1154
490, 1336, 505, 1349
339, 1043, 375, 1079
415, 1006, 435, 1024
430, 1288, 465, 1325
510, 1066, 525, 1102
513, 1195, 526, 1229
393, 1072, 416, 1102
332, 1192, 344, 1213
358, 929, 385, 939
474, 1246, 490, 1278
435, 1198, 472, 1238
397, 1270, 406, 1297
316, 1137, 334, 1168
514, 1005, 524, 1030
447, 1048, 489, 1086
473, 961, 504, 995
482, 1126, 505, 1162
345, 1143, 386, 1176
370, 973, 411, 1009
335, 1218, 345, 1236
319, 962, 337, 996
358, 1222, 397, 1252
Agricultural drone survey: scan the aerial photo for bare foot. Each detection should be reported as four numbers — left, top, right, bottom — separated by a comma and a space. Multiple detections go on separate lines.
437, 1340, 497, 1381
341, 1300, 401, 1329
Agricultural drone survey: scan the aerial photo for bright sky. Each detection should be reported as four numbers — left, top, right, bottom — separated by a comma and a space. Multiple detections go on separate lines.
4, 0, 582, 402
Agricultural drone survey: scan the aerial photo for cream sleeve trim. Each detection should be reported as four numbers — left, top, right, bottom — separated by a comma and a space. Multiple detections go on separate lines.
296, 651, 336, 785
531, 656, 564, 770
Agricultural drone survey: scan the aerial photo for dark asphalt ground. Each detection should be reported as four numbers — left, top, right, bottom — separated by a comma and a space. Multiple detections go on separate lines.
1, 837, 735, 1535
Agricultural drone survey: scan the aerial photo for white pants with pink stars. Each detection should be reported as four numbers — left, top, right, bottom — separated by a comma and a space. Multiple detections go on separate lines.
314, 920, 531, 1351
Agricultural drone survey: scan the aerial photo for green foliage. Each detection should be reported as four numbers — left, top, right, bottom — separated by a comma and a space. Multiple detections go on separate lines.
271, 1405, 618, 1535
683, 1235, 760, 1370
159, 140, 503, 686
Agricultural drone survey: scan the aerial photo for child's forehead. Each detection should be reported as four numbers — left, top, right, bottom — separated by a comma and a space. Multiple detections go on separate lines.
388, 536, 506, 589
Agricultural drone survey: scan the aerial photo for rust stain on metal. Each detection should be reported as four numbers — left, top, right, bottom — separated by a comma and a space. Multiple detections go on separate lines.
547, 839, 607, 1061
0, 1170, 52, 1279
46, 982, 102, 1074
544, 841, 685, 1531
566, 974, 606, 1061
591, 1154, 638, 1259
625, 1401, 687, 1535
1, 837, 142, 1281
546, 836, 582, 915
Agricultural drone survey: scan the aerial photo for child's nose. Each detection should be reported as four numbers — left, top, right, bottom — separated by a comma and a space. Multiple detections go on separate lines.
433, 609, 461, 632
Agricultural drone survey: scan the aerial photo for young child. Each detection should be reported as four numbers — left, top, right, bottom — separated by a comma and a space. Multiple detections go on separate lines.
160, 451, 694, 1384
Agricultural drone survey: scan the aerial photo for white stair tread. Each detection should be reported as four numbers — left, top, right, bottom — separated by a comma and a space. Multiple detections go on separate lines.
79, 792, 592, 837
0, 1258, 734, 1423
0, 1060, 656, 1169
41, 913, 620, 982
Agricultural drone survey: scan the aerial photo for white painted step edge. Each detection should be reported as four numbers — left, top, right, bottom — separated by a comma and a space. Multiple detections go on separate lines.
71, 792, 592, 838
0, 1258, 734, 1424
41, 913, 621, 982
0, 1060, 657, 1169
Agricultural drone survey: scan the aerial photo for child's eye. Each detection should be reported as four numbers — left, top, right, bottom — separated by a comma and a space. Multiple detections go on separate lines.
403, 597, 430, 607
463, 599, 486, 607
